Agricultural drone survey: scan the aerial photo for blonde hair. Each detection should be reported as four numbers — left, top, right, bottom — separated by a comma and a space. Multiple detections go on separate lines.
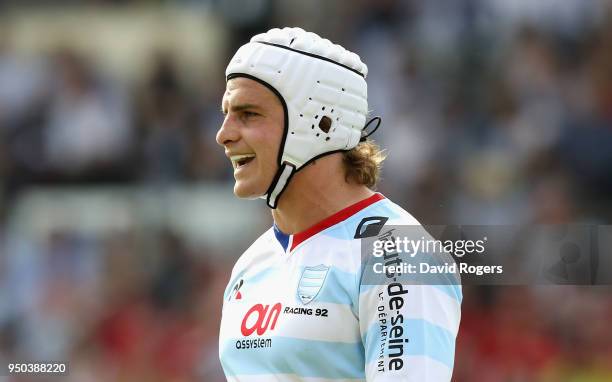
342, 140, 386, 188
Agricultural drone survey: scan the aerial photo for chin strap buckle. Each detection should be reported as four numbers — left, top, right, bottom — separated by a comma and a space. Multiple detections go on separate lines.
265, 162, 296, 209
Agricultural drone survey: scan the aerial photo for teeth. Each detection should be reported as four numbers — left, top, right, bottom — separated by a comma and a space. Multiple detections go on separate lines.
230, 154, 256, 168
230, 154, 256, 161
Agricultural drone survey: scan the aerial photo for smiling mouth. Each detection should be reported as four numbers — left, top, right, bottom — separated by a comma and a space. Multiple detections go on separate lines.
231, 154, 256, 169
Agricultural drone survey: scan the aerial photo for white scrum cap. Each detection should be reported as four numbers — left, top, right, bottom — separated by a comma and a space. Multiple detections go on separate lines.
225, 27, 369, 208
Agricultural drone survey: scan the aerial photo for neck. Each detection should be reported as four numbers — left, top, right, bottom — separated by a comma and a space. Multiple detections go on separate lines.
272, 155, 374, 234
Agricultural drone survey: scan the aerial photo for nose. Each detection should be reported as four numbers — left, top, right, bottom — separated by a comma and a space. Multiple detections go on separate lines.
216, 114, 240, 147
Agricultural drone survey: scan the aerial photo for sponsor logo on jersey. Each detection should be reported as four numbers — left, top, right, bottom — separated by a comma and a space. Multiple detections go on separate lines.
229, 278, 244, 301
241, 303, 282, 336
297, 264, 330, 304
234, 302, 282, 350
354, 216, 389, 239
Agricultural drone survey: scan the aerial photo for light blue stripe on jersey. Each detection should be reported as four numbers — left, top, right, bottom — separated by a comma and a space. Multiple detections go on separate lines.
248, 267, 278, 284
358, 283, 462, 304
306, 267, 358, 315
364, 319, 456, 369
224, 267, 278, 301
231, 264, 359, 314
222, 337, 365, 379
433, 283, 463, 303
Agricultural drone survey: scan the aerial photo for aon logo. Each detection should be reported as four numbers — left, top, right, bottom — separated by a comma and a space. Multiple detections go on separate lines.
241, 303, 282, 336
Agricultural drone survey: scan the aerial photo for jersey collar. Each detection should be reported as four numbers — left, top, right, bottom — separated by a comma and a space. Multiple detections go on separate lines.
273, 193, 385, 253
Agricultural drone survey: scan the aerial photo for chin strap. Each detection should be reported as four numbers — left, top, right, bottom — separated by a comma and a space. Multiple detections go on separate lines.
264, 162, 296, 209
360, 116, 382, 142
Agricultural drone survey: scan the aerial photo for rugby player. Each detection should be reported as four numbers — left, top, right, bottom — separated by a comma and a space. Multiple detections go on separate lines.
217, 27, 462, 381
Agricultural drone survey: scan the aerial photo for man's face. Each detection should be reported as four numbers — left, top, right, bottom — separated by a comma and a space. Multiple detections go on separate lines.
216, 77, 284, 199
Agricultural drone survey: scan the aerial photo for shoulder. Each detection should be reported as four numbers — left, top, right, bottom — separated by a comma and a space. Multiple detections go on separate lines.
345, 195, 422, 239
228, 227, 277, 280
304, 195, 423, 253
377, 197, 421, 226
243, 226, 277, 256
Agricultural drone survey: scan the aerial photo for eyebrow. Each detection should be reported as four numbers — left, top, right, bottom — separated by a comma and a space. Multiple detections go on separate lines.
221, 103, 263, 114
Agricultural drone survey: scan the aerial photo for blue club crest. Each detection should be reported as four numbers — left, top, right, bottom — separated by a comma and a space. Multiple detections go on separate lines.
297, 264, 330, 305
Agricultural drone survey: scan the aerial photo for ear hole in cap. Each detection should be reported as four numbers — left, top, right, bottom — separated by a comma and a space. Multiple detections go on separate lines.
318, 116, 332, 133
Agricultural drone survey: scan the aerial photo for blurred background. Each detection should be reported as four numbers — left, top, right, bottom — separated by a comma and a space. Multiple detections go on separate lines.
1, 0, 612, 381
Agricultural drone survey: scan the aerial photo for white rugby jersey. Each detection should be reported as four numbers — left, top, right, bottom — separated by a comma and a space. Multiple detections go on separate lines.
219, 193, 462, 381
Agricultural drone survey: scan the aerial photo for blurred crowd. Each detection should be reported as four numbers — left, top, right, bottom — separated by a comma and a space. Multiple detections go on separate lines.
1, 0, 612, 381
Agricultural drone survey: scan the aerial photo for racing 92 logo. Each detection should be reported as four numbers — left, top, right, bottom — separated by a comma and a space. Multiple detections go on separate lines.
241, 303, 282, 336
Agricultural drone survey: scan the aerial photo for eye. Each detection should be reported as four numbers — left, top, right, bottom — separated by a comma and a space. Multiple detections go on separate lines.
242, 111, 260, 119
